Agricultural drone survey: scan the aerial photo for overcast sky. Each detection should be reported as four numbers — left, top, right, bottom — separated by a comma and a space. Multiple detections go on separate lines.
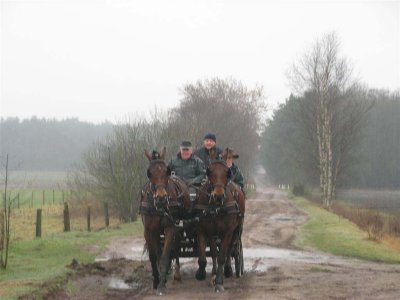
1, 0, 399, 124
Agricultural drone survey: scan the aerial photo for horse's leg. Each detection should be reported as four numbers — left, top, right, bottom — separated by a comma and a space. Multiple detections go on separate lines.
173, 230, 182, 282
145, 230, 160, 290
195, 232, 207, 281
224, 228, 238, 278
215, 230, 234, 293
209, 236, 218, 286
156, 226, 174, 296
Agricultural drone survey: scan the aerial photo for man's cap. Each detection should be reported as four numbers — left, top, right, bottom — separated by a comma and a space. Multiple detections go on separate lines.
204, 132, 216, 142
180, 141, 192, 149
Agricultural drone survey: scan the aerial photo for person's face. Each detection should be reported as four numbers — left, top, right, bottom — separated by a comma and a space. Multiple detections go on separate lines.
180, 147, 193, 160
226, 157, 233, 167
204, 139, 216, 150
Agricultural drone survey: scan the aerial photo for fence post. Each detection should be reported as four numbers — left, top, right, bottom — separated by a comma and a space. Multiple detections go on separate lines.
17, 193, 20, 209
53, 190, 55, 204
0, 210, 4, 249
104, 202, 109, 228
87, 206, 91, 232
36, 209, 42, 238
63, 202, 70, 232
42, 190, 45, 206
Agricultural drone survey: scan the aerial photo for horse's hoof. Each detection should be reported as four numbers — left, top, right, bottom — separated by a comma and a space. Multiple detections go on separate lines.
209, 274, 216, 286
173, 275, 182, 283
214, 284, 225, 293
195, 269, 206, 281
156, 286, 166, 296
224, 266, 233, 278
153, 281, 159, 290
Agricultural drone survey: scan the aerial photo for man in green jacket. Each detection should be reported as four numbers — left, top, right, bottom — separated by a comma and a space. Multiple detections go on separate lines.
168, 141, 206, 204
194, 132, 223, 168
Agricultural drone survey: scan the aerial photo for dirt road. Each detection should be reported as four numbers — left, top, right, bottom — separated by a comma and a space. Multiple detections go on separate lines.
51, 168, 400, 299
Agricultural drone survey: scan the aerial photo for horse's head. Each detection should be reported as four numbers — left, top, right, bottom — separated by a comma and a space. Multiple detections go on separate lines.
144, 148, 171, 208
206, 160, 232, 206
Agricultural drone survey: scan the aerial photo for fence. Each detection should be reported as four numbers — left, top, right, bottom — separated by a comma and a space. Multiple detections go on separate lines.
6, 189, 120, 241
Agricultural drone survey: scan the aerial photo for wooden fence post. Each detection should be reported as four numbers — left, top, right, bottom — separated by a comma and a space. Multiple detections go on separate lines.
42, 190, 45, 206
52, 190, 55, 204
36, 209, 42, 238
104, 202, 109, 228
17, 193, 20, 209
63, 202, 70, 232
87, 206, 91, 232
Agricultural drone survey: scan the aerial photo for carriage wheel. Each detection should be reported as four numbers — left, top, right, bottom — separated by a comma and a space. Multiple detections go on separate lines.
235, 238, 244, 278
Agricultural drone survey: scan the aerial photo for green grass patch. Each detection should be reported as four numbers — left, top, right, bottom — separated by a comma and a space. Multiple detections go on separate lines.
0, 221, 143, 299
293, 196, 400, 264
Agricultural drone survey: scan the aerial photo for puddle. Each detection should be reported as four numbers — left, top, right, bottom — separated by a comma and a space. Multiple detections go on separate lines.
97, 240, 341, 275
270, 214, 295, 221
96, 246, 146, 262
109, 277, 140, 290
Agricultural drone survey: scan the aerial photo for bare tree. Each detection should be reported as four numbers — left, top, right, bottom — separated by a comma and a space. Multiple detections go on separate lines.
288, 32, 372, 207
169, 77, 266, 174
0, 154, 19, 269
68, 115, 172, 222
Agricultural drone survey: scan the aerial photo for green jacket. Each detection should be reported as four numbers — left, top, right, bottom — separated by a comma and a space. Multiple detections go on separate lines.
194, 146, 223, 168
168, 153, 206, 186
230, 163, 245, 189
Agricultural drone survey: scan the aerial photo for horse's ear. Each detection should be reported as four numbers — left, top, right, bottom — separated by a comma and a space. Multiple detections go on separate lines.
222, 148, 228, 161
144, 150, 152, 161
160, 147, 166, 160
167, 166, 172, 176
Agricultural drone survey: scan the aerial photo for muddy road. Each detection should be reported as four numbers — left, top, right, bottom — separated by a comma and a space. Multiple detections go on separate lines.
52, 168, 400, 299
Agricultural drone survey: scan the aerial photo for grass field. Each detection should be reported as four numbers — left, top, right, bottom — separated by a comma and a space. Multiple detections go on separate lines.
336, 189, 400, 214
0, 222, 143, 299
293, 196, 400, 263
5, 171, 68, 189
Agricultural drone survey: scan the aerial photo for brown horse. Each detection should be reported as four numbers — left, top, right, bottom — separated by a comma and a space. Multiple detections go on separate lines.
193, 156, 245, 292
140, 148, 191, 295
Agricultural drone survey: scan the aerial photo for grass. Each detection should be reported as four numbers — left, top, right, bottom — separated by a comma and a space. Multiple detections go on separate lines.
0, 221, 144, 299
292, 196, 400, 263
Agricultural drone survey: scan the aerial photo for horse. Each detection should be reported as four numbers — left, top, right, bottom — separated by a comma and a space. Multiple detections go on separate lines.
140, 147, 191, 295
193, 153, 246, 292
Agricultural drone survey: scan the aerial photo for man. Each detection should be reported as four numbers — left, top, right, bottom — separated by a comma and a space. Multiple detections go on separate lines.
168, 141, 206, 205
194, 132, 223, 168
224, 147, 245, 189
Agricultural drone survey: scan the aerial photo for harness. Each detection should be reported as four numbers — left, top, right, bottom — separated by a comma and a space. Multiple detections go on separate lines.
194, 180, 240, 217
139, 179, 185, 226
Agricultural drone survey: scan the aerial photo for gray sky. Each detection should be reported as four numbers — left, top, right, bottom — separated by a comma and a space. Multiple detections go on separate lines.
1, 0, 399, 124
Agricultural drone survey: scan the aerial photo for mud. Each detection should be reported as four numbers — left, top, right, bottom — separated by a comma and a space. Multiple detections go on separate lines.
42, 168, 400, 299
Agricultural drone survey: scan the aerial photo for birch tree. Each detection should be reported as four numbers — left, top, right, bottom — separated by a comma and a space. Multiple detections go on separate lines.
288, 32, 372, 207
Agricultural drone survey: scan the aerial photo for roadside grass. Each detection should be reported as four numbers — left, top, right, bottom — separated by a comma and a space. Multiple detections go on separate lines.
293, 196, 400, 263
0, 222, 144, 299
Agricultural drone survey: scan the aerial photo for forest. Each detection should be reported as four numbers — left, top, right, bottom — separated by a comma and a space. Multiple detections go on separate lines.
260, 89, 400, 190
0, 117, 113, 171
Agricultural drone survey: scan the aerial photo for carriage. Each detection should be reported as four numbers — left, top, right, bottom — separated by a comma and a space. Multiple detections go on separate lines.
140, 148, 245, 295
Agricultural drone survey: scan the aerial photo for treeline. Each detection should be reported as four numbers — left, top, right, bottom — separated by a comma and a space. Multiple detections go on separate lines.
261, 89, 400, 189
0, 117, 113, 171
69, 77, 266, 222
